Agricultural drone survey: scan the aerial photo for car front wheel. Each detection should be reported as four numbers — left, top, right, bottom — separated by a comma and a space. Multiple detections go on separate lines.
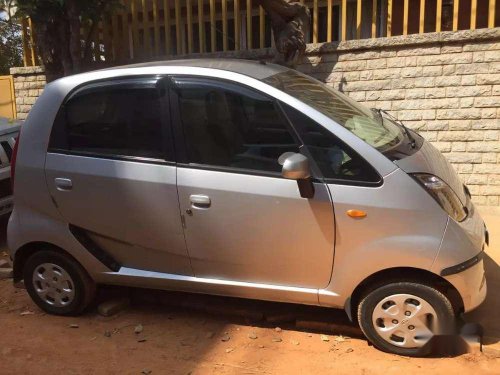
23, 249, 96, 316
357, 281, 456, 356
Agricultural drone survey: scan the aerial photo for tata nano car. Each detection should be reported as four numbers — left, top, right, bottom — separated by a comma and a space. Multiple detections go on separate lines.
7, 59, 488, 356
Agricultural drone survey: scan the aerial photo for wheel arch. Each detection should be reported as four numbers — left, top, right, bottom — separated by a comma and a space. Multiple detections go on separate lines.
13, 241, 85, 282
346, 267, 464, 322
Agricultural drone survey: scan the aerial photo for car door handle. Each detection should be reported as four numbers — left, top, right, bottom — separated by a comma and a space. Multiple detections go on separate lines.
189, 194, 211, 209
54, 178, 73, 191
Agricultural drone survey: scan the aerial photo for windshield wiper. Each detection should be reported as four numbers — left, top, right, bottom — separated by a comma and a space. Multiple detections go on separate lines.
371, 108, 416, 149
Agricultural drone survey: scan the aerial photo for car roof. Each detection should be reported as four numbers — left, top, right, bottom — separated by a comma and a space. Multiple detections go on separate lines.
100, 58, 290, 80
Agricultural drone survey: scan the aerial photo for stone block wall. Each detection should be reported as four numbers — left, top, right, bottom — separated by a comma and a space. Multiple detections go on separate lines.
8, 28, 500, 206
298, 28, 500, 207
10, 66, 46, 120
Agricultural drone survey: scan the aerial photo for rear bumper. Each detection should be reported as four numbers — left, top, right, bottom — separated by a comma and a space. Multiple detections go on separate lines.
443, 258, 487, 313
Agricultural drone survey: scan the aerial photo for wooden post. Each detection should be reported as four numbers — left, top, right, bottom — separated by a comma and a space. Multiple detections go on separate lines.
403, 0, 409, 35
327, 0, 333, 42
21, 18, 29, 66
210, 0, 216, 52
235, 0, 241, 50
372, 0, 377, 38
313, 0, 318, 43
488, 0, 496, 28
357, 0, 362, 39
175, 0, 182, 54
27, 17, 36, 66
387, 0, 392, 37
436, 0, 442, 32
153, 0, 160, 55
142, 0, 151, 56
342, 0, 347, 40
198, 0, 206, 53
247, 0, 253, 48
131, 0, 139, 59
187, 0, 193, 53
471, 0, 477, 30
163, 0, 171, 55
419, 0, 426, 33
222, 0, 228, 51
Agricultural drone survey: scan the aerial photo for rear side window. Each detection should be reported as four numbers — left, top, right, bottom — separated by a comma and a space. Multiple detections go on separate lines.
50, 81, 165, 160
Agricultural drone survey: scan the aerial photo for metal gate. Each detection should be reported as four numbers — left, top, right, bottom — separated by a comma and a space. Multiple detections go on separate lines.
0, 75, 16, 119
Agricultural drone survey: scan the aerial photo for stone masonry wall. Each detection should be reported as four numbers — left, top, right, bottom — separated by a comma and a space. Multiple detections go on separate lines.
9, 28, 500, 206
297, 28, 500, 207
10, 66, 46, 120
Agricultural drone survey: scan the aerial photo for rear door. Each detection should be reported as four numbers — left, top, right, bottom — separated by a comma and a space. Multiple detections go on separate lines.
45, 77, 192, 276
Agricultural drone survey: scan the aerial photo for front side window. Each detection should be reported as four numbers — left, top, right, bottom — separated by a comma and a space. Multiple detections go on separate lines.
51, 82, 164, 159
175, 78, 299, 174
282, 103, 381, 184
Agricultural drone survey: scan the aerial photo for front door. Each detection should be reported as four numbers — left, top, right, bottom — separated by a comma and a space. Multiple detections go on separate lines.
45, 77, 192, 276
171, 77, 335, 288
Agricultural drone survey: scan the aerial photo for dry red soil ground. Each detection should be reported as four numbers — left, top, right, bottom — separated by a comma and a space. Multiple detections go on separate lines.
0, 212, 499, 374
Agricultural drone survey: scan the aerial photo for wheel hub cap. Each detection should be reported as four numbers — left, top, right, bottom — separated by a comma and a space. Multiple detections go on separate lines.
372, 293, 438, 348
33, 263, 75, 307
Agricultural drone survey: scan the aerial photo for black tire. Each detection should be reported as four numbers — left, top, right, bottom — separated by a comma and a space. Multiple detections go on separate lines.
23, 250, 96, 316
357, 281, 455, 356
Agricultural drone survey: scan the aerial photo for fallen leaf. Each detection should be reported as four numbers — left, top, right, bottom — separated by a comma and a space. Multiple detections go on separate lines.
248, 332, 258, 340
69, 324, 79, 329
320, 334, 330, 342
291, 340, 300, 346
272, 337, 282, 343
225, 347, 234, 353
275, 327, 282, 332
221, 334, 231, 342
20, 311, 35, 316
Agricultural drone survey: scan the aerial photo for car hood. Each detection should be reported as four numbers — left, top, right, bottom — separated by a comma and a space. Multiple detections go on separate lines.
394, 140, 467, 204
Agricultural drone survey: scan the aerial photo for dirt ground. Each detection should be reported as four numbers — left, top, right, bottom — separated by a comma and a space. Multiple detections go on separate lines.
0, 211, 499, 375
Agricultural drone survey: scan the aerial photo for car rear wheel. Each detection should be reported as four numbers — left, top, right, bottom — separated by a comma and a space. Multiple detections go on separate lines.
357, 281, 456, 356
23, 250, 96, 316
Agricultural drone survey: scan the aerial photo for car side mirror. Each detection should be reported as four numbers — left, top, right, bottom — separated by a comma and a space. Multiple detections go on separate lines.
279, 152, 311, 180
279, 152, 315, 199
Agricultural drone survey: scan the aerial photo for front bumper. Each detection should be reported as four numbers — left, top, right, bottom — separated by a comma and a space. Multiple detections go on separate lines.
431, 202, 488, 313
443, 258, 487, 313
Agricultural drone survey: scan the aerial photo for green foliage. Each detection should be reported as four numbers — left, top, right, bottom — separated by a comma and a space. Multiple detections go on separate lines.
0, 9, 23, 74
11, 0, 122, 79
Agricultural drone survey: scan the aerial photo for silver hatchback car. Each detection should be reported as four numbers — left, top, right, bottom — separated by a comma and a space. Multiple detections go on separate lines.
7, 59, 488, 356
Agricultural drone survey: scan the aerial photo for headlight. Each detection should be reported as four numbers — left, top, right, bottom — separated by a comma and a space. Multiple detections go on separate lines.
412, 173, 467, 222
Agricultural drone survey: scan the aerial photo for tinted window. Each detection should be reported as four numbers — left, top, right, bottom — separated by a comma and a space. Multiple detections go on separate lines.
282, 104, 381, 184
176, 79, 299, 173
58, 85, 164, 159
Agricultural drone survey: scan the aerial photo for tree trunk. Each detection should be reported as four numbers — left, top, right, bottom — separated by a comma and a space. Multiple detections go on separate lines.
255, 0, 310, 68
66, 0, 82, 74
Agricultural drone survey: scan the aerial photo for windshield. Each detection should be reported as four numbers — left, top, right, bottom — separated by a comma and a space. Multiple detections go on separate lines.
264, 70, 405, 153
